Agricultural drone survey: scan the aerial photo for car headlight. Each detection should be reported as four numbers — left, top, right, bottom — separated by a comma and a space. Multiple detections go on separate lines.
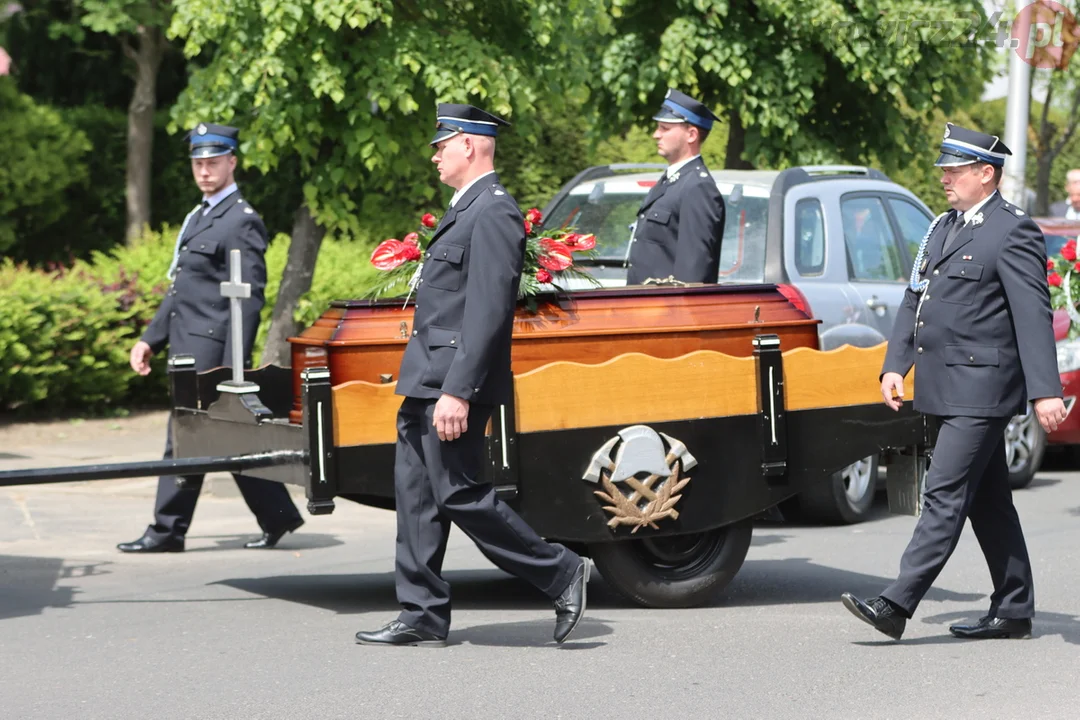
1057, 338, 1080, 373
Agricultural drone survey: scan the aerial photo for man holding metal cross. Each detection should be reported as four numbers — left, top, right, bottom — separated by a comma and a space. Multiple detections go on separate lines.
118, 123, 304, 554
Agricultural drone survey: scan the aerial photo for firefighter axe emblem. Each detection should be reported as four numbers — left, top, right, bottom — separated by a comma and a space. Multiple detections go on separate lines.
582, 426, 697, 532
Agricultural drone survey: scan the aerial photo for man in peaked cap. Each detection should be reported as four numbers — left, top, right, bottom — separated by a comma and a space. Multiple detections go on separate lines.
625, 88, 726, 285
841, 122, 1067, 641
354, 103, 589, 648
118, 122, 305, 554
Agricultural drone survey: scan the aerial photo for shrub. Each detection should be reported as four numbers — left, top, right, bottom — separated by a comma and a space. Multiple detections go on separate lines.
0, 79, 91, 261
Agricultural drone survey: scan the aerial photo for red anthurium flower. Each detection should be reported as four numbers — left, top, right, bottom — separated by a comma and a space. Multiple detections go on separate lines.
567, 233, 596, 251
1062, 240, 1077, 261
404, 232, 419, 243
371, 239, 417, 270
1048, 259, 1056, 271
1049, 272, 1064, 287
421, 213, 437, 228
535, 269, 553, 284
538, 239, 573, 271
524, 219, 533, 235
526, 208, 543, 225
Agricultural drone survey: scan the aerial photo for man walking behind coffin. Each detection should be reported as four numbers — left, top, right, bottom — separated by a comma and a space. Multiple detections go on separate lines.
625, 88, 726, 285
841, 123, 1067, 641
118, 123, 305, 554
354, 104, 589, 648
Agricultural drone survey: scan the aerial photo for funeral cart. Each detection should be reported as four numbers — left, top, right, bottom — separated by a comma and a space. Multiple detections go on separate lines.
0, 257, 928, 608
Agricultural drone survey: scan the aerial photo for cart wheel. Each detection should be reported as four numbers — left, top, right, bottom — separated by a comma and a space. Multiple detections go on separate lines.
796, 453, 879, 525
587, 519, 753, 608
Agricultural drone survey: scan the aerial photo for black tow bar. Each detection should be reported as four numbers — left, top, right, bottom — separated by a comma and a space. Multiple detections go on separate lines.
0, 450, 307, 487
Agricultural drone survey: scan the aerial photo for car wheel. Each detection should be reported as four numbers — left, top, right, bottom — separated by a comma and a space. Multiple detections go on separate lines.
796, 454, 880, 525
587, 519, 753, 608
1004, 411, 1046, 490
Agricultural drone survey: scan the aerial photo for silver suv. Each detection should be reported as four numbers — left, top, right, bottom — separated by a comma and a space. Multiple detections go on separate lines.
541, 163, 1041, 523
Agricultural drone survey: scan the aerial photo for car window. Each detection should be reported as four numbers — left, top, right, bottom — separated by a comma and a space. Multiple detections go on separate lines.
543, 183, 769, 283
887, 196, 934, 264
841, 196, 906, 283
1045, 233, 1074, 258
793, 198, 825, 276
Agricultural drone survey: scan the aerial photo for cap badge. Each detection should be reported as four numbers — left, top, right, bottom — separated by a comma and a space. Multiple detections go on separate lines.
197, 123, 208, 135
943, 124, 951, 139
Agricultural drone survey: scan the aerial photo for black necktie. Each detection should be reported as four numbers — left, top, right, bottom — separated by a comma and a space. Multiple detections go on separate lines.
942, 214, 964, 254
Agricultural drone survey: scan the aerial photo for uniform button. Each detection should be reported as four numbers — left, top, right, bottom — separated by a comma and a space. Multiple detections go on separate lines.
924, 294, 930, 300
960, 270, 966, 276
969, 355, 975, 362
918, 321, 924, 328
917, 347, 923, 354
170, 312, 176, 317
412, 330, 418, 336
450, 339, 456, 345
181, 246, 187, 252
208, 329, 213, 335
474, 387, 480, 392
933, 269, 939, 276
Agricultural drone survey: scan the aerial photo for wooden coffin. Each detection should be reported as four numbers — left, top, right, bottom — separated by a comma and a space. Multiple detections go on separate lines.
287, 284, 821, 427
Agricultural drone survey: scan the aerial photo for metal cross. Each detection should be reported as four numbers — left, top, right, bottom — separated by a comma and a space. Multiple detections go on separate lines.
217, 249, 259, 392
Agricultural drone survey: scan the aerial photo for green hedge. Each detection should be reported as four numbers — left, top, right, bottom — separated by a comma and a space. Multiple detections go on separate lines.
0, 226, 383, 414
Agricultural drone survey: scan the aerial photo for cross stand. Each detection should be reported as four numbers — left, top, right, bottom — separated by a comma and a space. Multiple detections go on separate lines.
206, 249, 273, 426
217, 248, 261, 395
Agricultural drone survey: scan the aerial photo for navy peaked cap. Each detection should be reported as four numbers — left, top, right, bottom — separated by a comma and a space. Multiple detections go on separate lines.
430, 104, 511, 146
935, 122, 1012, 168
186, 123, 239, 159
652, 88, 721, 131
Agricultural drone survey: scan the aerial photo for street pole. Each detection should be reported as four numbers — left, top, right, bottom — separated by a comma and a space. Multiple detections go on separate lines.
1002, 3, 1033, 208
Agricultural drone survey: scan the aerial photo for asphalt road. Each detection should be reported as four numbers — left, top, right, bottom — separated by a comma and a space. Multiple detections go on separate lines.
2, 424, 1080, 719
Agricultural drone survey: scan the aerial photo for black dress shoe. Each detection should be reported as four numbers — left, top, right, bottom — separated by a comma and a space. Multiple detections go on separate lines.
244, 519, 305, 549
117, 534, 184, 553
949, 616, 1032, 639
355, 620, 447, 648
841, 593, 906, 640
554, 559, 590, 643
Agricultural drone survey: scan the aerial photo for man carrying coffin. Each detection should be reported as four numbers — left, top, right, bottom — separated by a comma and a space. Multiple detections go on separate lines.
117, 123, 305, 553
354, 104, 589, 648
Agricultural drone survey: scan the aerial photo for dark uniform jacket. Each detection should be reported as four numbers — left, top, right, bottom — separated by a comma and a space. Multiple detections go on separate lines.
395, 174, 522, 406
626, 157, 725, 285
142, 190, 267, 373
882, 192, 1062, 417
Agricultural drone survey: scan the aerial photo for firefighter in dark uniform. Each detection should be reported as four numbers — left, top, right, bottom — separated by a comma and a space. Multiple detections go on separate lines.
625, 88, 726, 285
841, 123, 1068, 640
117, 123, 305, 553
354, 104, 589, 648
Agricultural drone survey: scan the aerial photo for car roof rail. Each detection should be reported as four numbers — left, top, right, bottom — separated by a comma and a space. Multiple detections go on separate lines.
774, 165, 892, 194
799, 164, 891, 181
540, 163, 668, 219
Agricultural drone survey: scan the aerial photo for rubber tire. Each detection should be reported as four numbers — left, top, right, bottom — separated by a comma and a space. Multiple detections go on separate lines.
1007, 415, 1047, 490
796, 454, 880, 525
587, 519, 753, 608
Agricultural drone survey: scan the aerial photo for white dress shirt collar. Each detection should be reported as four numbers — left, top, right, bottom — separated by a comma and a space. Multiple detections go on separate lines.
450, 171, 496, 208
667, 154, 701, 179
961, 190, 998, 224
203, 182, 239, 214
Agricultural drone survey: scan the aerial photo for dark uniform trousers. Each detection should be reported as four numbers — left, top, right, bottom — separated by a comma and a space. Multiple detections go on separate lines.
145, 416, 303, 542
394, 397, 578, 636
882, 414, 1035, 619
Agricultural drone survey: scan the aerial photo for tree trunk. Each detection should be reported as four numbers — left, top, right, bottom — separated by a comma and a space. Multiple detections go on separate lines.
261, 204, 327, 366
1035, 152, 1054, 217
724, 108, 754, 170
124, 26, 166, 244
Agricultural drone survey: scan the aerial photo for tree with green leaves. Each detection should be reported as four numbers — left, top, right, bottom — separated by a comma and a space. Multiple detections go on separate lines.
50, 0, 173, 243
167, 0, 608, 364
591, 1, 994, 172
